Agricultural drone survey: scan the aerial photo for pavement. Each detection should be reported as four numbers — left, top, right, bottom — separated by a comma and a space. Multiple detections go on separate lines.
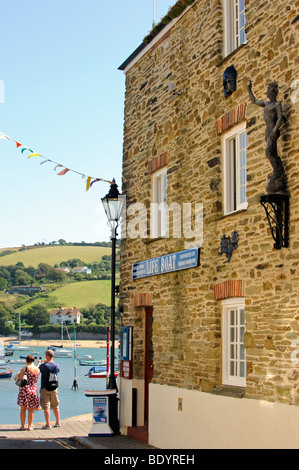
0, 414, 155, 449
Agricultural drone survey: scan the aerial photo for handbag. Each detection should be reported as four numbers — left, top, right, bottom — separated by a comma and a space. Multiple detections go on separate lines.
15, 367, 27, 387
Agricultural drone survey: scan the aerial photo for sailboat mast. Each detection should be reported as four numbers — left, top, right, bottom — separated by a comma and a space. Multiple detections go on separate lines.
19, 311, 21, 345
72, 328, 78, 390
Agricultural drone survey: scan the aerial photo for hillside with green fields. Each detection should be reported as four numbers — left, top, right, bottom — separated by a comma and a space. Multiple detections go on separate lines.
17, 280, 112, 311
0, 244, 118, 335
0, 245, 110, 267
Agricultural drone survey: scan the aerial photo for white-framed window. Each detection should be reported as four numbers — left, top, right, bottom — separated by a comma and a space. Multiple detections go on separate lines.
224, 0, 247, 56
222, 122, 248, 215
151, 168, 167, 238
222, 298, 246, 387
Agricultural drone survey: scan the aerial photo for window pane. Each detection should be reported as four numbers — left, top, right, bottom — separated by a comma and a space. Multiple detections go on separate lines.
240, 187, 246, 204
164, 174, 167, 202
240, 168, 246, 185
240, 326, 245, 343
240, 29, 246, 44
240, 308, 245, 325
240, 12, 245, 29
240, 361, 245, 377
156, 176, 161, 203
230, 327, 235, 342
153, 170, 167, 237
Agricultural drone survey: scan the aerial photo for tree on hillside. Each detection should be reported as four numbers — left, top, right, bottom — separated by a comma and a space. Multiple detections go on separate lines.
0, 304, 13, 334
37, 263, 65, 282
80, 303, 110, 326
24, 304, 48, 333
14, 269, 33, 286
66, 258, 84, 268
0, 267, 10, 280
0, 276, 7, 290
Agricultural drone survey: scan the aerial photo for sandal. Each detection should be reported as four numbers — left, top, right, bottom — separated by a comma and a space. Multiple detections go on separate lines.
42, 424, 51, 429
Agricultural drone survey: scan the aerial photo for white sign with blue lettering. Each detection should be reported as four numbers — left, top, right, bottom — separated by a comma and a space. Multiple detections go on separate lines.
132, 247, 200, 280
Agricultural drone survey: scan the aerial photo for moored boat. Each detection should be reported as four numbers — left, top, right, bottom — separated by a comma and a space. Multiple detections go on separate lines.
79, 359, 106, 366
0, 369, 12, 379
47, 347, 72, 357
87, 365, 119, 378
76, 354, 94, 361
46, 320, 72, 357
5, 343, 30, 351
6, 359, 26, 364
0, 354, 8, 369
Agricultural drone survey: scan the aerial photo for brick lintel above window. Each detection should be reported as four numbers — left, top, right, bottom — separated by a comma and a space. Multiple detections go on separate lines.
148, 152, 168, 174
214, 280, 245, 300
216, 103, 247, 136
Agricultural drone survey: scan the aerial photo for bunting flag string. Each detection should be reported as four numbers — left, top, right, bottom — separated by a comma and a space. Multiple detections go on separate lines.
0, 130, 114, 191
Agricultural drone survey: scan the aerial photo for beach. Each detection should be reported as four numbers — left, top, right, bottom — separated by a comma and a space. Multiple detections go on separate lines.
1, 336, 119, 350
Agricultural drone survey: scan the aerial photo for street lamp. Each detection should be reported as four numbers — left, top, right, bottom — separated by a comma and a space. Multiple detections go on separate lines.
101, 179, 125, 391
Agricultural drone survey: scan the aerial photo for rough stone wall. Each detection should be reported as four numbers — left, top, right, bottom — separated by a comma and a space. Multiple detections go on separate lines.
120, 0, 299, 405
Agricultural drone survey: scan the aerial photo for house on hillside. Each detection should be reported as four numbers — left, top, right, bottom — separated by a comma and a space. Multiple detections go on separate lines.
72, 266, 91, 274
49, 307, 82, 325
117, 0, 299, 449
55, 266, 70, 273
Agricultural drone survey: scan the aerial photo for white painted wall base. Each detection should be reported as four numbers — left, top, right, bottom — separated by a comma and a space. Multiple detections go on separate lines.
148, 383, 299, 449
119, 378, 145, 434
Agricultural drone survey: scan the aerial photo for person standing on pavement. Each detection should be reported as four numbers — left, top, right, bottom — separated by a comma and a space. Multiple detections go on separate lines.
38, 349, 61, 429
17, 355, 40, 431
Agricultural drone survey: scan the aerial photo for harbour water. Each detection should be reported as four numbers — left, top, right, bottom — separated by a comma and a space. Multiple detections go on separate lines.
0, 345, 117, 425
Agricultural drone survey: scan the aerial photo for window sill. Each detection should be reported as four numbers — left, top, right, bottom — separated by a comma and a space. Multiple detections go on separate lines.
216, 43, 247, 68
213, 208, 247, 222
142, 236, 166, 245
211, 385, 246, 399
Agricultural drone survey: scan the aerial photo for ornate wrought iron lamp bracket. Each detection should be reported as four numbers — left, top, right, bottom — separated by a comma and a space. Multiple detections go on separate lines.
260, 193, 289, 249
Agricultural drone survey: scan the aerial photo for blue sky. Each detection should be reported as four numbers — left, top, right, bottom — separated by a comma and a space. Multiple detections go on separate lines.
0, 0, 174, 248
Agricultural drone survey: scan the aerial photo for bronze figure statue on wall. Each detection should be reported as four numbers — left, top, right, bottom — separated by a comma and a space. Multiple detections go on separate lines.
247, 79, 287, 194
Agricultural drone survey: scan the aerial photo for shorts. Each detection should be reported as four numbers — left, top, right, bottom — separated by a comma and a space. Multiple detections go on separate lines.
40, 388, 59, 410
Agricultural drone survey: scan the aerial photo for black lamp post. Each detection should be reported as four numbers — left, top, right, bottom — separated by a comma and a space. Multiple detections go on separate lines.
101, 179, 125, 391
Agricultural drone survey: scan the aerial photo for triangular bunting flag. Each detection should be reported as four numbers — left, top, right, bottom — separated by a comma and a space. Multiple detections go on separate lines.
86, 176, 92, 191
90, 178, 103, 188
57, 168, 70, 176
16, 142, 22, 148
28, 153, 41, 158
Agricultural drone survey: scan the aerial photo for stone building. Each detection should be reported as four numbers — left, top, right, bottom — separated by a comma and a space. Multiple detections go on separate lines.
117, 0, 299, 448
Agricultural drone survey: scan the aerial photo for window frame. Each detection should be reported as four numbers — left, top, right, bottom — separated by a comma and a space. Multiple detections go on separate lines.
222, 297, 246, 387
222, 121, 248, 215
151, 167, 167, 238
223, 0, 247, 56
